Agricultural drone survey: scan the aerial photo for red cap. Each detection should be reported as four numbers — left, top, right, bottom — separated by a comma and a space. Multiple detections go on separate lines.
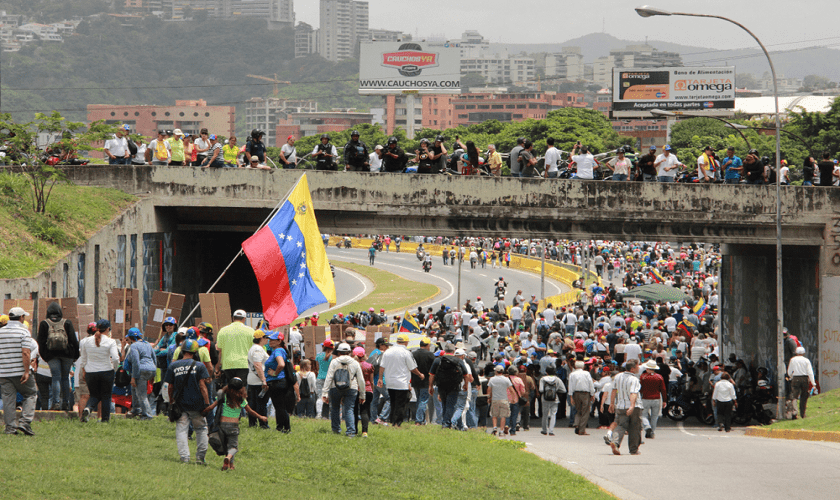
323, 339, 334, 348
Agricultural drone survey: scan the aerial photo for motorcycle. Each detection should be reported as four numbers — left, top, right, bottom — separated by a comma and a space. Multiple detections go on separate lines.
416, 248, 426, 261
732, 380, 776, 425
666, 391, 715, 425
343, 238, 351, 249
422, 260, 432, 273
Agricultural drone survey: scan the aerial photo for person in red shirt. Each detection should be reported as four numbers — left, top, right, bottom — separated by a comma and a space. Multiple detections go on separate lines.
574, 333, 586, 354
639, 359, 668, 438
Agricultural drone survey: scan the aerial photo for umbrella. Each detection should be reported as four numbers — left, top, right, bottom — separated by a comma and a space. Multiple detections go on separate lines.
622, 284, 689, 303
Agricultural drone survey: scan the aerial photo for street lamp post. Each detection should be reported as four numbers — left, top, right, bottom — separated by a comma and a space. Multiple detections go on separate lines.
637, 6, 786, 420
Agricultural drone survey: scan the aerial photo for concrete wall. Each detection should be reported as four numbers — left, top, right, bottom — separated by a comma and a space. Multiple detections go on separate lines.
0, 199, 164, 326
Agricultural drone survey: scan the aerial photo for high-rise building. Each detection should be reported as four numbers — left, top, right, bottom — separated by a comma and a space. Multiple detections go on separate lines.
295, 21, 318, 58
318, 0, 368, 62
168, 0, 294, 27
593, 44, 682, 86
542, 47, 585, 81
460, 54, 536, 87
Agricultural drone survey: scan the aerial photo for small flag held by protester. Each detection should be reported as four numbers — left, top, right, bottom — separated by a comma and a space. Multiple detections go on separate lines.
693, 298, 708, 316
647, 268, 664, 284
399, 310, 422, 333
242, 174, 336, 327
677, 318, 694, 338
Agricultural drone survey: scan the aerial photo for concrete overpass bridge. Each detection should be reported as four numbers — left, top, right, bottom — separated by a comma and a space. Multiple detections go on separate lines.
4, 166, 840, 393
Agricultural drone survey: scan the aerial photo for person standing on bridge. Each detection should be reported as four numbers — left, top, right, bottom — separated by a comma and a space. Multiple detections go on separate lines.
654, 145, 683, 183
786, 346, 815, 418
104, 125, 131, 165
343, 130, 370, 172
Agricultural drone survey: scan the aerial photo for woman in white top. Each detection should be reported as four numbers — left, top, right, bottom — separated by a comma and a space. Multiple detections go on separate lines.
247, 330, 270, 429
610, 148, 633, 181
79, 319, 120, 423
711, 372, 737, 432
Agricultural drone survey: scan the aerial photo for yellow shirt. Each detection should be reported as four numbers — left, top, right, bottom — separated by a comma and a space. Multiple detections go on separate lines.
168, 138, 185, 162
223, 144, 239, 163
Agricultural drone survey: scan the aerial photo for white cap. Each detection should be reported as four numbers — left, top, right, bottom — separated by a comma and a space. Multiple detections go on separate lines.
233, 309, 247, 318
454, 348, 466, 356
795, 346, 806, 355
337, 342, 352, 352
8, 307, 29, 318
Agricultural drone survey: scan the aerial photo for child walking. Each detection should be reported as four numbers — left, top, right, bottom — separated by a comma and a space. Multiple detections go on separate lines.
203, 377, 266, 471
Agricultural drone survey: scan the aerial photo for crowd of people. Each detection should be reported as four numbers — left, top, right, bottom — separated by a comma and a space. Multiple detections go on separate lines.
0, 237, 817, 467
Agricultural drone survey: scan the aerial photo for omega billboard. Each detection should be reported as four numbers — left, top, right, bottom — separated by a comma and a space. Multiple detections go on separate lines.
612, 66, 735, 111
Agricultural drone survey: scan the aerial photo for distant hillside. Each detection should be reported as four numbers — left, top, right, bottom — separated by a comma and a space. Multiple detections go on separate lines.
489, 32, 840, 80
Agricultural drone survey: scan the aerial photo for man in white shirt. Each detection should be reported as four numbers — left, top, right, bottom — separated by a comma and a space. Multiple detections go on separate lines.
787, 346, 815, 418
510, 305, 523, 332
369, 145, 383, 172
104, 126, 130, 165
570, 142, 595, 180
378, 334, 423, 427
542, 305, 556, 327
697, 146, 714, 182
279, 135, 297, 168
0, 307, 37, 436
543, 138, 561, 179
623, 339, 642, 363
609, 359, 643, 455
654, 145, 683, 182
567, 361, 596, 435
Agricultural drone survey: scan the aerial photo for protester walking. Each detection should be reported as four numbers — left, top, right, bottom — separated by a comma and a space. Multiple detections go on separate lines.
0, 307, 37, 435
539, 366, 566, 435
165, 339, 212, 464
246, 330, 270, 429
787, 346, 816, 418
124, 327, 157, 420
609, 359, 643, 455
567, 360, 595, 435
79, 319, 120, 423
36, 302, 79, 411
203, 377, 266, 470
379, 333, 423, 427
712, 372, 737, 432
321, 342, 365, 436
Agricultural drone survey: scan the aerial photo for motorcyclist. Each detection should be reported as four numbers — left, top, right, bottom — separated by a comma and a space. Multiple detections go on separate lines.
312, 134, 338, 171
343, 130, 369, 172
423, 253, 432, 272
382, 137, 407, 172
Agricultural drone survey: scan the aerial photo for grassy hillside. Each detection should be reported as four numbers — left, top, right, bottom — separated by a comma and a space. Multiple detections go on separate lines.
0, 172, 136, 278
765, 388, 840, 432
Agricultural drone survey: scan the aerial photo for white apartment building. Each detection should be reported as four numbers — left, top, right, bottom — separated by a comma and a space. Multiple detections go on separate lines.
592, 44, 682, 86
319, 0, 369, 62
461, 54, 536, 87
245, 97, 318, 146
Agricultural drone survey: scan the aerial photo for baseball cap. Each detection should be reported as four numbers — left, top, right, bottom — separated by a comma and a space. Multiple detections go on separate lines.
336, 342, 352, 352
323, 339, 335, 349
8, 306, 29, 318
198, 322, 213, 333
420, 336, 431, 345
494, 364, 505, 372
664, 145, 672, 151
182, 339, 199, 353
454, 348, 466, 356
197, 338, 209, 347
353, 346, 366, 357
233, 309, 247, 318
266, 331, 284, 341
126, 327, 143, 339
467, 351, 477, 359
122, 124, 131, 130
209, 134, 217, 140
650, 145, 657, 150
96, 319, 111, 330
374, 145, 383, 150
396, 333, 409, 343
254, 329, 266, 339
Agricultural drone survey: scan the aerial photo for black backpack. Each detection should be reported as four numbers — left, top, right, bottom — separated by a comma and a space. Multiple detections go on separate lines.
434, 355, 463, 392
543, 378, 559, 402
126, 136, 137, 156
334, 363, 351, 392
299, 374, 311, 397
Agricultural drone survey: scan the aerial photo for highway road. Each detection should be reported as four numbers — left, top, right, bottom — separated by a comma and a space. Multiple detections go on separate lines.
297, 246, 569, 319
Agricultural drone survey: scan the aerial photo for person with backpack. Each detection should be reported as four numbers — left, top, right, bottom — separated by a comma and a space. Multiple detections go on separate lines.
123, 328, 156, 420
539, 366, 567, 435
202, 376, 266, 470
321, 343, 365, 437
36, 301, 79, 411
367, 338, 390, 424
264, 331, 296, 433
427, 343, 468, 430
146, 130, 171, 165
164, 339, 211, 463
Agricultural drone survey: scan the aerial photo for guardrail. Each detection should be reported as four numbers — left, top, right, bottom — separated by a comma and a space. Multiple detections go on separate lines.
327, 236, 597, 311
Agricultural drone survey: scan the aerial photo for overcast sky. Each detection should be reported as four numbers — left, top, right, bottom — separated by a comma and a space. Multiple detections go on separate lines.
296, 0, 840, 51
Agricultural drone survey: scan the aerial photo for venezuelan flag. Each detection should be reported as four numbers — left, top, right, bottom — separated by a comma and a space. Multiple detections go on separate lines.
693, 298, 708, 316
648, 268, 664, 283
399, 310, 422, 333
242, 174, 336, 327
677, 318, 694, 337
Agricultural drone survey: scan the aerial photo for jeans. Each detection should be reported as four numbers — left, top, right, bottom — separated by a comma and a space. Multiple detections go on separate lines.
725, 178, 740, 184
452, 390, 469, 430
466, 387, 479, 428
357, 391, 372, 433
641, 398, 662, 434
415, 387, 430, 423
247, 384, 270, 428
0, 376, 37, 432
507, 402, 521, 434
109, 156, 129, 165
35, 373, 52, 410
329, 387, 358, 436
296, 395, 317, 418
803, 181, 813, 186
643, 173, 656, 181
438, 389, 459, 429
48, 357, 74, 410
85, 370, 115, 422
268, 381, 290, 432
745, 178, 764, 185
176, 410, 207, 462
612, 173, 627, 181
133, 370, 156, 418
546, 171, 558, 179
511, 172, 521, 178
372, 384, 390, 421
657, 176, 674, 182
388, 389, 410, 426
541, 399, 558, 433
433, 387, 443, 424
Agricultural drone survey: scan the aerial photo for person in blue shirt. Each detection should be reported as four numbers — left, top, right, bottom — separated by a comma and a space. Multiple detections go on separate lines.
125, 328, 157, 420
264, 331, 297, 433
722, 147, 743, 184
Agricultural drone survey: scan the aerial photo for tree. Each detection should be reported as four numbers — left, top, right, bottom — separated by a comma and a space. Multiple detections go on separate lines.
0, 112, 117, 213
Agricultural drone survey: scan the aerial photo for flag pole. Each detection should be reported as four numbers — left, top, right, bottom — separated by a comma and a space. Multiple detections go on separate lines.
180, 172, 308, 324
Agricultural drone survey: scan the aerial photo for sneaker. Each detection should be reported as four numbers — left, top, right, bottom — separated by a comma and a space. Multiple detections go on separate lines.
540, 431, 547, 435
491, 428, 498, 436
195, 460, 207, 466
549, 432, 555, 436
645, 429, 652, 439
17, 424, 34, 436
610, 442, 621, 456
125, 412, 138, 419
222, 457, 231, 471
180, 458, 190, 464
503, 426, 509, 435
603, 433, 611, 446
362, 432, 368, 438
81, 408, 91, 423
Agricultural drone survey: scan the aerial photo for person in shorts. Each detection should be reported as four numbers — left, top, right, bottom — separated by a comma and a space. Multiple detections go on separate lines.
487, 364, 512, 436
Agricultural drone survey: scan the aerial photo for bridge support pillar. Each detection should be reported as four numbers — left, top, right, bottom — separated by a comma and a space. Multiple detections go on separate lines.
720, 244, 820, 389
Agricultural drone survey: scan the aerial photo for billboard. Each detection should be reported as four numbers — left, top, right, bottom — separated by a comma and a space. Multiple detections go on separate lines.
358, 41, 461, 95
612, 67, 735, 111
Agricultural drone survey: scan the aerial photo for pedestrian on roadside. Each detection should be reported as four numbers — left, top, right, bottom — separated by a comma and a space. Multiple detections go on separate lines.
567, 360, 595, 435
354, 347, 374, 437
379, 334, 423, 427
506, 365, 526, 436
246, 330, 270, 429
487, 364, 512, 436
539, 366, 566, 435
609, 359, 643, 455
264, 331, 298, 433
786, 346, 815, 418
0, 307, 37, 436
215, 310, 254, 387
639, 359, 667, 439
165, 339, 212, 464
712, 371, 737, 432
79, 319, 120, 423
36, 301, 79, 411
321, 342, 365, 437
124, 327, 157, 420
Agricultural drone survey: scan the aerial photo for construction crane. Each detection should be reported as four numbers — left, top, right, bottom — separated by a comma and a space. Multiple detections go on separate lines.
246, 73, 292, 97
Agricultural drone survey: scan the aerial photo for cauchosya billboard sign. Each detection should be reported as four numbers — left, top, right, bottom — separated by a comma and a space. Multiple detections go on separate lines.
359, 41, 461, 94
612, 67, 735, 111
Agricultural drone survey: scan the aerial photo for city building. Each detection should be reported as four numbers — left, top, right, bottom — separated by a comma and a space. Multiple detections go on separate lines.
294, 21, 318, 58
319, 0, 369, 62
275, 110, 373, 140
593, 88, 612, 115
539, 47, 585, 81
461, 53, 536, 87
17, 23, 63, 42
245, 97, 319, 146
0, 10, 24, 28
168, 0, 295, 27
611, 119, 668, 150
592, 44, 682, 86
449, 30, 490, 58
369, 28, 409, 42
379, 95, 424, 135
87, 99, 235, 152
